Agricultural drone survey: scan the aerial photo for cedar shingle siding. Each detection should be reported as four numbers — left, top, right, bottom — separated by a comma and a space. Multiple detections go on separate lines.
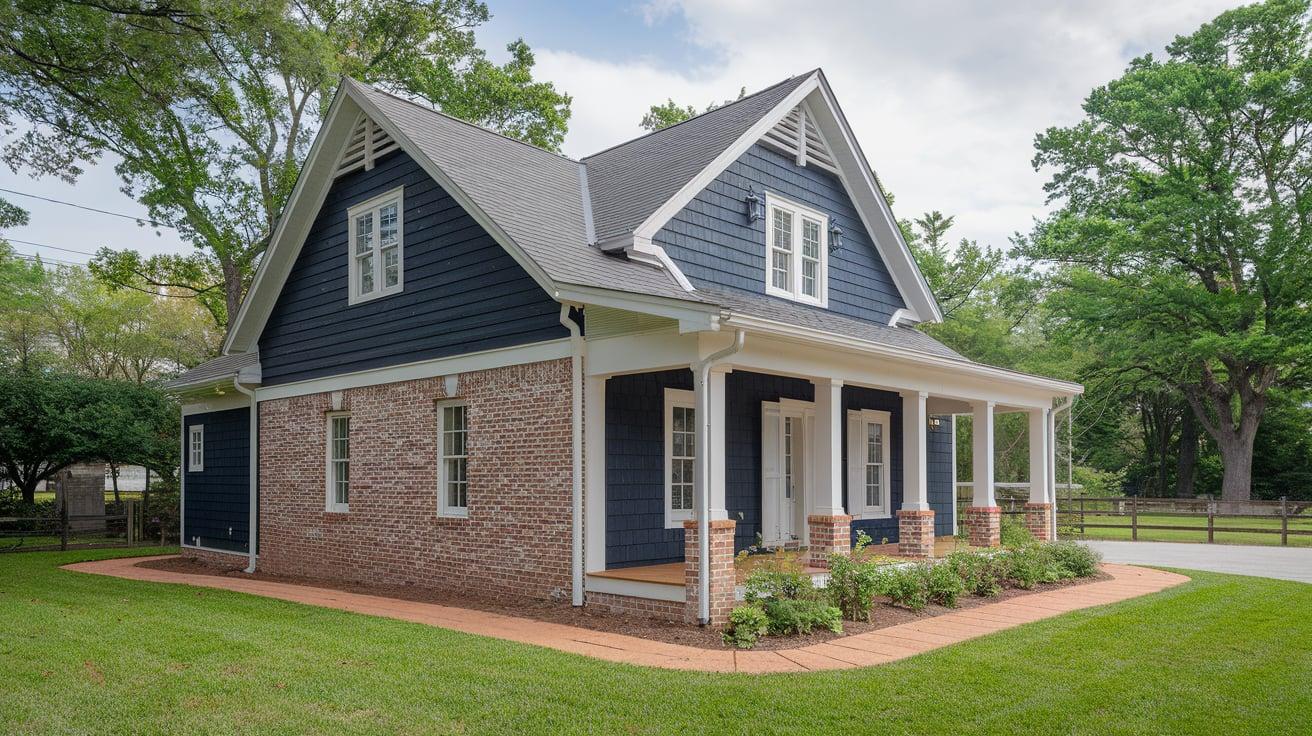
257, 149, 566, 385
183, 408, 250, 553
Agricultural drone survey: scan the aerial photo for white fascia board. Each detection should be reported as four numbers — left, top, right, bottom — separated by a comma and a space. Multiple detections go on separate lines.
346, 81, 559, 299
810, 76, 943, 324
254, 338, 571, 401
722, 312, 1083, 397
631, 72, 821, 242
224, 87, 356, 355
554, 284, 721, 331
181, 393, 253, 416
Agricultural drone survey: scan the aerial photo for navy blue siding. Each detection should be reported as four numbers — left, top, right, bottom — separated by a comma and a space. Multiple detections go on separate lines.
258, 149, 566, 385
654, 143, 906, 325
605, 374, 955, 568
183, 408, 250, 553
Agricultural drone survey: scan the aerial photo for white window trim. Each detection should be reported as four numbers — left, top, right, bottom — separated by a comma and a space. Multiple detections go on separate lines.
847, 408, 892, 519
664, 388, 696, 530
764, 192, 828, 307
437, 400, 469, 518
347, 186, 405, 305
325, 412, 350, 513
187, 425, 204, 472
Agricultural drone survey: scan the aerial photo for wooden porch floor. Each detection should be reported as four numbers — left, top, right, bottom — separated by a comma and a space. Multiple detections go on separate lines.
588, 537, 965, 587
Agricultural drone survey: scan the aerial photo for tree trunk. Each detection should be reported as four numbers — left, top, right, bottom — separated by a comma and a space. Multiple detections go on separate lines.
1175, 411, 1198, 498
19, 476, 38, 505
1217, 438, 1255, 502
110, 462, 120, 504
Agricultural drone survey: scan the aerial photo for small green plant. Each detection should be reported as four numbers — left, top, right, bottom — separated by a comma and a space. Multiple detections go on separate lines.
762, 598, 843, 636
826, 530, 882, 620
875, 564, 930, 610
1004, 545, 1063, 589
743, 565, 817, 604
1000, 514, 1036, 549
1048, 540, 1102, 578
722, 604, 769, 649
923, 560, 966, 608
946, 549, 1004, 597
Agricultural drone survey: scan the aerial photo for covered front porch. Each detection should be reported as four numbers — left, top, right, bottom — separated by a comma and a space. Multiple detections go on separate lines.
580, 318, 1079, 625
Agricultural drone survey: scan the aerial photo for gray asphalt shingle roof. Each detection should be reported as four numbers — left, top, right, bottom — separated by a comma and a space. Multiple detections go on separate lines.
164, 352, 258, 390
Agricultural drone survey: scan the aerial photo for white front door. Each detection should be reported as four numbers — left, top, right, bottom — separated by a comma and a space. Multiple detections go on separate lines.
762, 401, 814, 546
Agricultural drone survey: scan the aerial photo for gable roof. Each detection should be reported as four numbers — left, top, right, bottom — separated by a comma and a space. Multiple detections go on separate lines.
223, 70, 943, 358
583, 73, 814, 244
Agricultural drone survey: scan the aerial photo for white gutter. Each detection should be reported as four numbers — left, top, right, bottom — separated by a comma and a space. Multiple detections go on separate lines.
693, 329, 745, 625
232, 377, 259, 574
559, 304, 585, 606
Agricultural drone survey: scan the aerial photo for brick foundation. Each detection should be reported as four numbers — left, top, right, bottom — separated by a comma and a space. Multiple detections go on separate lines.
964, 506, 1001, 548
684, 519, 737, 626
1025, 502, 1054, 541
806, 514, 852, 567
897, 509, 936, 558
256, 358, 574, 602
181, 546, 250, 571
585, 591, 686, 621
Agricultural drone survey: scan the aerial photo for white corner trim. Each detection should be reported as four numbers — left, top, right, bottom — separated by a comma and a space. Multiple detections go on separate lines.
887, 308, 917, 327
632, 72, 821, 242
254, 339, 572, 402
585, 575, 687, 602
634, 235, 696, 291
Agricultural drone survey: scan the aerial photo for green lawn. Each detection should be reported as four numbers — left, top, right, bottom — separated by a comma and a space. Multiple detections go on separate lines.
1063, 512, 1312, 547
2, 549, 1309, 735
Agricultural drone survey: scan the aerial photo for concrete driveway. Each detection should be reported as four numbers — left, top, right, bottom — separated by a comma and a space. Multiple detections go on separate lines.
1082, 540, 1312, 584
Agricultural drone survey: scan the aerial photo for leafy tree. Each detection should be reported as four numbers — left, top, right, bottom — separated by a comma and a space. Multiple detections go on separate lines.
1021, 0, 1312, 500
640, 87, 746, 132
0, 0, 571, 330
0, 241, 55, 373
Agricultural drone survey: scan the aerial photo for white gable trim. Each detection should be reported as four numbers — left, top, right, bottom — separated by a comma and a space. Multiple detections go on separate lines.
630, 70, 943, 325
224, 79, 560, 356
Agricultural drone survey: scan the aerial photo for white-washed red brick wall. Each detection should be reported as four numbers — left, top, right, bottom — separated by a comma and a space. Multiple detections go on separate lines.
255, 358, 574, 601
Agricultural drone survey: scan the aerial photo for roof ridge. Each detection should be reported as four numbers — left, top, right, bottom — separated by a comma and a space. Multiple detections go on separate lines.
581, 70, 817, 162
343, 77, 581, 164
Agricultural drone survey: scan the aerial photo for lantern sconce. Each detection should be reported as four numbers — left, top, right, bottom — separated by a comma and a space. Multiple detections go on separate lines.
927, 415, 943, 432
745, 186, 764, 224
828, 217, 844, 252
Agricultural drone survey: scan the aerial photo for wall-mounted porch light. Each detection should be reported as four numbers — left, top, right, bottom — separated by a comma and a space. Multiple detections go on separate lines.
745, 186, 764, 224
828, 218, 844, 252
927, 415, 943, 432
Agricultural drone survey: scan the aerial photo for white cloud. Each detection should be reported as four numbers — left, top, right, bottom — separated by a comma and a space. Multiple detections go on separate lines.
542, 0, 1238, 249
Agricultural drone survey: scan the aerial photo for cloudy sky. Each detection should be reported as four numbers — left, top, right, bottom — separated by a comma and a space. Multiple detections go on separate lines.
0, 0, 1240, 266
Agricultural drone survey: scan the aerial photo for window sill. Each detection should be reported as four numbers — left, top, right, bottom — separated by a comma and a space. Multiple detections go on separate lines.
664, 516, 693, 530
325, 506, 349, 514
438, 510, 469, 520
348, 285, 404, 306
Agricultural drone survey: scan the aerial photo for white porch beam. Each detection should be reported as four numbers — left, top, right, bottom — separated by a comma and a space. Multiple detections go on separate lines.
971, 401, 996, 508
901, 390, 930, 511
812, 377, 845, 516
584, 374, 607, 573
1028, 407, 1051, 504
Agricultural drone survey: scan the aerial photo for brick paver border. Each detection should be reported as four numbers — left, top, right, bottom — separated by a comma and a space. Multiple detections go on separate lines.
63, 557, 1188, 673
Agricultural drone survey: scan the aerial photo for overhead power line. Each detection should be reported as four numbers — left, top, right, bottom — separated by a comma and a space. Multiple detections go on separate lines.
0, 187, 176, 228
4, 237, 99, 258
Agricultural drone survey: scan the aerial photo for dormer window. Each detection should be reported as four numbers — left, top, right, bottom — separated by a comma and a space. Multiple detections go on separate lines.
764, 193, 827, 306
347, 187, 404, 304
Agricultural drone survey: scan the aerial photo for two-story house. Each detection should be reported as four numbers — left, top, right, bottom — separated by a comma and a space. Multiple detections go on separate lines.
166, 69, 1082, 626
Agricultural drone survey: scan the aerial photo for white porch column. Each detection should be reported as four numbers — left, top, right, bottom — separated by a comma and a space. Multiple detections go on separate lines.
693, 366, 729, 520
971, 401, 996, 508
812, 377, 845, 516
583, 374, 607, 573
901, 390, 930, 511
1028, 408, 1051, 504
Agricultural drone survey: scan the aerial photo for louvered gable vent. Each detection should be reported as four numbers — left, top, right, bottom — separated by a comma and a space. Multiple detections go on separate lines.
760, 103, 839, 176
335, 113, 400, 178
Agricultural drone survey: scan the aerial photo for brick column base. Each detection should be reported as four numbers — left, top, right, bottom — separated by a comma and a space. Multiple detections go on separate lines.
684, 519, 737, 626
964, 506, 1001, 548
897, 509, 936, 558
806, 514, 852, 568
1024, 502, 1054, 541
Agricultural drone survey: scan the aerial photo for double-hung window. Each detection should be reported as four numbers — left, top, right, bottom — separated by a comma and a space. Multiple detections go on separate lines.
438, 402, 469, 517
187, 425, 204, 472
326, 413, 350, 512
764, 193, 828, 306
347, 187, 404, 304
847, 409, 891, 518
664, 388, 696, 528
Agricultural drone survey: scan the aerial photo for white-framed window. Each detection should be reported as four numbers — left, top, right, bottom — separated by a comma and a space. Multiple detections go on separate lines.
347, 186, 404, 304
438, 401, 469, 517
187, 425, 204, 472
326, 412, 350, 512
764, 193, 828, 306
664, 388, 696, 529
847, 409, 891, 518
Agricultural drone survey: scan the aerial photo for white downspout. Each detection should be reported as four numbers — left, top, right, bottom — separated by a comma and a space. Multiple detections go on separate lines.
232, 377, 258, 574
559, 304, 585, 606
694, 329, 745, 625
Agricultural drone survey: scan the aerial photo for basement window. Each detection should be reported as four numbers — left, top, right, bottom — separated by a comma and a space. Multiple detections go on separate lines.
347, 187, 404, 304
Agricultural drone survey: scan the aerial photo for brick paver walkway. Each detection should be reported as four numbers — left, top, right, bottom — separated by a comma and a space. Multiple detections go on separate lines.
64, 557, 1187, 673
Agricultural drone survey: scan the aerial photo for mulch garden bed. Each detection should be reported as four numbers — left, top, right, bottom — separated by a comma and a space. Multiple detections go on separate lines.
138, 556, 1111, 651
